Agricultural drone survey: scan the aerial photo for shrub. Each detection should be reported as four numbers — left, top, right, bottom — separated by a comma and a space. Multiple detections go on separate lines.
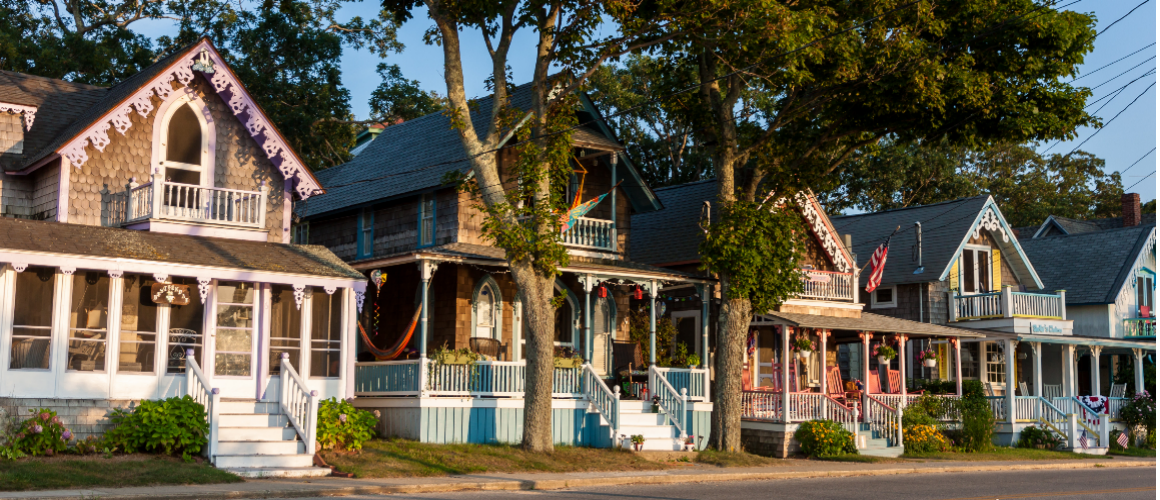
316, 398, 377, 451
1119, 390, 1155, 447
1018, 425, 1063, 450
954, 380, 993, 452
903, 424, 950, 453
794, 419, 857, 457
103, 396, 208, 461
12, 409, 72, 456
902, 404, 937, 429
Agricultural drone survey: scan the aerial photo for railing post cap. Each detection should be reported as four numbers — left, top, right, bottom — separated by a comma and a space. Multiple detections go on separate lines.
310, 390, 319, 396
281, 352, 290, 359
186, 349, 194, 356
211, 388, 220, 395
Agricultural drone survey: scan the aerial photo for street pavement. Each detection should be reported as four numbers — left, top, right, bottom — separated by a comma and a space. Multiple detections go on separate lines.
330, 466, 1156, 500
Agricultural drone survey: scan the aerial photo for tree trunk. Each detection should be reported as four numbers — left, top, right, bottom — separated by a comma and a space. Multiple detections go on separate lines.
712, 276, 751, 452
512, 260, 556, 452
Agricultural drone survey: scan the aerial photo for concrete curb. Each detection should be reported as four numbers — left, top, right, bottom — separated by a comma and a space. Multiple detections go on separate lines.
6, 460, 1154, 500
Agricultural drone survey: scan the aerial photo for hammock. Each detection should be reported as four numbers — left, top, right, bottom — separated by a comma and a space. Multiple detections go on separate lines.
358, 303, 422, 361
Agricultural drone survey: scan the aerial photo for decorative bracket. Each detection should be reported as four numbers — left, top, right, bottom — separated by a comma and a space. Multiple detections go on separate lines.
293, 284, 306, 310
324, 286, 336, 295
197, 278, 212, 303
12, 263, 27, 273
580, 274, 597, 293
107, 269, 123, 279
857, 331, 873, 342
153, 273, 169, 283
355, 291, 366, 313
60, 267, 76, 276
973, 206, 1010, 243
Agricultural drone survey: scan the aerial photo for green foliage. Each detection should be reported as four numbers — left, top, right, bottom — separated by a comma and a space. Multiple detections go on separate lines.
11, 409, 71, 456
1119, 391, 1156, 444
630, 434, 645, 445
627, 307, 677, 367
1018, 425, 1063, 450
699, 199, 804, 313
369, 64, 445, 124
903, 424, 950, 454
316, 398, 377, 451
872, 344, 897, 361
1114, 358, 1156, 397
901, 403, 938, 430
910, 379, 957, 395
953, 380, 994, 452
103, 396, 208, 461
794, 420, 857, 458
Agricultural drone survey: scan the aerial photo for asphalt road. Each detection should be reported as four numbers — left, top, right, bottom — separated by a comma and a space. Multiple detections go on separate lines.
321, 466, 1155, 500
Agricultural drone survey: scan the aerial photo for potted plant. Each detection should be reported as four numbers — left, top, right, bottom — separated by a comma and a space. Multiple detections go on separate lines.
918, 348, 938, 368
630, 434, 645, 451
651, 395, 662, 413
791, 332, 816, 358
431, 345, 479, 365
553, 346, 583, 368
873, 343, 897, 365
687, 353, 701, 368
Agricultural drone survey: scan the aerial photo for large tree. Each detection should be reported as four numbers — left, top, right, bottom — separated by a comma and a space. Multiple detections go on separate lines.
818, 141, 1124, 227
663, 0, 1098, 451
381, 0, 706, 451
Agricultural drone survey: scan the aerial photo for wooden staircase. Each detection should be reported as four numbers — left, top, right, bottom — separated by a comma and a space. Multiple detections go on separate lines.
213, 399, 331, 477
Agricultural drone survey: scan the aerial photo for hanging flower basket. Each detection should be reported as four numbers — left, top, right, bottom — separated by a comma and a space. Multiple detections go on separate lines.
878, 355, 889, 365
791, 333, 816, 358
924, 359, 937, 368
917, 348, 938, 368
799, 349, 813, 359
873, 344, 897, 363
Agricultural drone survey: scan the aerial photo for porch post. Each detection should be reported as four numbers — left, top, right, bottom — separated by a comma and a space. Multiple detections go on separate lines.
1062, 344, 1076, 397
1005, 339, 1016, 425
952, 338, 962, 396
1133, 348, 1145, 395
419, 260, 438, 358
782, 326, 792, 423
819, 330, 829, 396
860, 332, 871, 412
648, 280, 657, 366
700, 284, 710, 370
1089, 346, 1103, 396
897, 335, 908, 403
582, 274, 594, 363
1032, 342, 1042, 398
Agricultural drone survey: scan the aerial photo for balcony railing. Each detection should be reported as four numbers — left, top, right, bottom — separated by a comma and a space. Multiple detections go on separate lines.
1124, 317, 1156, 338
951, 287, 1065, 322
353, 359, 584, 398
107, 176, 267, 229
798, 270, 856, 302
562, 217, 616, 252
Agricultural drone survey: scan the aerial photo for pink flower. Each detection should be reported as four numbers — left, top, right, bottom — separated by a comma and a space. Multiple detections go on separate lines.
52, 416, 61, 425
339, 414, 348, 424
31, 424, 42, 434
39, 412, 50, 421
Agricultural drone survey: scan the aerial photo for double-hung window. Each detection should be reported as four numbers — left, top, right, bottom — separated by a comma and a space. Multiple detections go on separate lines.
985, 342, 1005, 384
359, 210, 374, 258
960, 247, 992, 293
1137, 274, 1154, 316
419, 195, 436, 247
292, 222, 310, 245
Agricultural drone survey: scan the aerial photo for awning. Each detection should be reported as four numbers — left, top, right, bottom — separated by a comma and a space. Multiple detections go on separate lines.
756, 311, 986, 338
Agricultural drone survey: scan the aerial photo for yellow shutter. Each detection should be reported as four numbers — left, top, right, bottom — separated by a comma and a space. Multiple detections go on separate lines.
949, 258, 959, 291
992, 249, 1002, 290
937, 344, 947, 380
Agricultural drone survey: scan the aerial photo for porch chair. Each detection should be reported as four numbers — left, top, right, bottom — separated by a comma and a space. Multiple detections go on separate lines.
825, 366, 850, 407
11, 338, 49, 370
1043, 384, 1063, 400
469, 338, 502, 360
984, 383, 996, 397
1019, 381, 1030, 396
770, 361, 803, 393
1109, 383, 1127, 398
867, 370, 883, 394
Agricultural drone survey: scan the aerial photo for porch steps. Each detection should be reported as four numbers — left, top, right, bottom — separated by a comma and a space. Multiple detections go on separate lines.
858, 423, 903, 458
614, 401, 684, 452
214, 399, 331, 478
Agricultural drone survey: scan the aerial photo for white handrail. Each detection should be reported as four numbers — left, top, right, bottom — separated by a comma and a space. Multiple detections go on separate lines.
185, 349, 219, 459
280, 353, 319, 454
581, 364, 620, 439
649, 366, 688, 439
865, 395, 901, 448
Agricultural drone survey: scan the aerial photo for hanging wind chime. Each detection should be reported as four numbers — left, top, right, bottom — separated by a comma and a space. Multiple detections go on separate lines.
370, 269, 385, 336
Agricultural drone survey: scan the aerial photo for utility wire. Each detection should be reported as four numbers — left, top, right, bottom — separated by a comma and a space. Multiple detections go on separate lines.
1067, 81, 1155, 154
1119, 147, 1156, 175
1088, 56, 1156, 91
1096, 0, 1152, 37
1124, 171, 1155, 191
1044, 68, 1155, 153
1071, 43, 1155, 82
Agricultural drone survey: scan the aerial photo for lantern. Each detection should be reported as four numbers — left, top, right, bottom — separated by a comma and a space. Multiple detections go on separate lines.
597, 285, 607, 298
633, 285, 643, 300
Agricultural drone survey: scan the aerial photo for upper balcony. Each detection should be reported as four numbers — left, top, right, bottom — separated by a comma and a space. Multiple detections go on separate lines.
106, 176, 269, 239
950, 287, 1067, 324
561, 217, 616, 253
1124, 317, 1156, 338
798, 269, 856, 302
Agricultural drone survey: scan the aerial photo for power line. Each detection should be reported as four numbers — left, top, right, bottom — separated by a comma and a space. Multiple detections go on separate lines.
1067, 81, 1156, 154
1045, 68, 1155, 153
1071, 43, 1155, 82
1088, 56, 1156, 91
1096, 0, 1152, 37
1124, 171, 1155, 191
1120, 147, 1157, 175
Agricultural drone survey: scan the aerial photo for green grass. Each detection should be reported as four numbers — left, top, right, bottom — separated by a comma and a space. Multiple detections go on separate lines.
1108, 447, 1156, 457
813, 454, 899, 463
902, 447, 1113, 461
695, 450, 783, 467
0, 455, 241, 491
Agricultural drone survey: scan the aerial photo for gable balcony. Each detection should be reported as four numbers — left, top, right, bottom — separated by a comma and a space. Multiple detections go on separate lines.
949, 286, 1072, 335
1123, 317, 1156, 338
797, 269, 856, 302
106, 174, 268, 239
561, 217, 616, 252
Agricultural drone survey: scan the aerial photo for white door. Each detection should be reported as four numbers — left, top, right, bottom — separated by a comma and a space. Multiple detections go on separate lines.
159, 276, 211, 398
55, 270, 113, 399
210, 281, 259, 399
1, 266, 61, 398
111, 273, 166, 399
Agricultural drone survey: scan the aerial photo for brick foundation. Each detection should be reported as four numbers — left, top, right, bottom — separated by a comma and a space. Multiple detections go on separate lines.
0, 398, 138, 441
740, 421, 800, 458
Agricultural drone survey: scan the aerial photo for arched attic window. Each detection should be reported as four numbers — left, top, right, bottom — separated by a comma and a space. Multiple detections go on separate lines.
158, 99, 210, 186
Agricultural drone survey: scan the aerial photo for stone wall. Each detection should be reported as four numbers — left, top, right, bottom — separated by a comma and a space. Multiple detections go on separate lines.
740, 423, 800, 458
0, 398, 137, 441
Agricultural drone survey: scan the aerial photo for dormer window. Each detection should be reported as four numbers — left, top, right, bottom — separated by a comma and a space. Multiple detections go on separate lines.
163, 104, 204, 185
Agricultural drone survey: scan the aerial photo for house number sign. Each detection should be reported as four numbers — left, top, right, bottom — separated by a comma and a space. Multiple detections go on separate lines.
151, 283, 191, 305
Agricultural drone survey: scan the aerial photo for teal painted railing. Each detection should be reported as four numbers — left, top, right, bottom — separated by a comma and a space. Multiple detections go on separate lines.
654, 367, 710, 402
1124, 318, 1156, 338
649, 366, 688, 438
355, 360, 421, 395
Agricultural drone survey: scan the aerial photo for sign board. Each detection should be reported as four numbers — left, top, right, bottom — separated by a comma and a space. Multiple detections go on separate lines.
151, 283, 191, 305
808, 272, 832, 283
1031, 323, 1064, 334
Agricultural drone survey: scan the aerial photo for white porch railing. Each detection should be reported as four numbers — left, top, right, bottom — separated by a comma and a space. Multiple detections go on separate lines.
107, 176, 267, 229
798, 270, 856, 302
986, 396, 1006, 421
1108, 397, 1129, 421
355, 359, 585, 398
652, 367, 710, 402
741, 390, 781, 421
280, 353, 319, 454
1124, 318, 1156, 338
581, 364, 620, 438
649, 366, 688, 439
951, 288, 1065, 322
954, 292, 1003, 320
865, 395, 902, 448
562, 217, 616, 251
1010, 292, 1065, 319
185, 349, 220, 459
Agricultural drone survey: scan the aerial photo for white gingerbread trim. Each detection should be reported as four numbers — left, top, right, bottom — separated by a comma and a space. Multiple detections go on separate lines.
794, 191, 855, 273
197, 277, 212, 303
51, 39, 325, 200
355, 290, 366, 313
972, 206, 1011, 243
107, 269, 124, 279
12, 263, 27, 273
153, 273, 169, 283
293, 284, 306, 310
60, 266, 76, 276
0, 103, 37, 131
324, 286, 336, 295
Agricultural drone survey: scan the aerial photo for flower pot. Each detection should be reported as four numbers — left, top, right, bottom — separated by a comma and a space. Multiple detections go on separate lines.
799, 349, 812, 358
438, 354, 476, 365
878, 355, 888, 365
924, 359, 937, 368
633, 443, 643, 452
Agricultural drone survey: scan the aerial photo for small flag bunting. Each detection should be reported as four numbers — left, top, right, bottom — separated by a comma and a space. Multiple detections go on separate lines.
1118, 430, 1130, 449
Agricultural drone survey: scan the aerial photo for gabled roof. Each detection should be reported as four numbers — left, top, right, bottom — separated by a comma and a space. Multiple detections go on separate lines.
1019, 223, 1156, 305
832, 196, 1043, 289
297, 82, 662, 219
3, 39, 324, 199
1030, 213, 1158, 238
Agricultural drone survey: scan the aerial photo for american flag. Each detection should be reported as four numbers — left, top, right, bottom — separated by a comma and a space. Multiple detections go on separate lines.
1118, 430, 1130, 449
747, 330, 757, 357
865, 236, 892, 293
1079, 430, 1089, 450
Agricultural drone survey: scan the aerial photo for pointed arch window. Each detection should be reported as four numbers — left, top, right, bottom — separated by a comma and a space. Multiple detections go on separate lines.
155, 94, 213, 187
472, 277, 502, 339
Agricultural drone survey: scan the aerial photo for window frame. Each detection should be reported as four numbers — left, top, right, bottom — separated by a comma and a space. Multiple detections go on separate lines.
292, 221, 310, 245
960, 245, 993, 294
213, 281, 257, 378
66, 270, 112, 373
471, 276, 502, 340
308, 288, 342, 379
418, 194, 436, 248
118, 273, 160, 375
984, 341, 1006, 385
870, 285, 898, 309
357, 209, 374, 259
10, 266, 58, 371
153, 93, 214, 188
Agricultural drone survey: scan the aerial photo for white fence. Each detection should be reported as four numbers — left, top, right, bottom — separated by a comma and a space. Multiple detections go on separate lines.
562, 217, 616, 251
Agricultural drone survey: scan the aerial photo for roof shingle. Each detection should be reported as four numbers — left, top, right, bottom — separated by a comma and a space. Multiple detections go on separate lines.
1019, 223, 1155, 304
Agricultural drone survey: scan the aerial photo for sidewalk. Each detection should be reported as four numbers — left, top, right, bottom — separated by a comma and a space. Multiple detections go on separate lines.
0, 456, 1153, 500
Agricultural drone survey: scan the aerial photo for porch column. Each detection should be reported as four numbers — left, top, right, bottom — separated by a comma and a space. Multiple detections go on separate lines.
860, 332, 871, 415
1005, 339, 1016, 425
1132, 348, 1145, 395
1089, 346, 1103, 396
782, 326, 792, 423
582, 275, 594, 363
897, 335, 908, 402
819, 330, 829, 396
1062, 344, 1076, 397
1032, 342, 1042, 398
700, 284, 710, 370
419, 260, 438, 358
648, 280, 657, 366
952, 338, 962, 396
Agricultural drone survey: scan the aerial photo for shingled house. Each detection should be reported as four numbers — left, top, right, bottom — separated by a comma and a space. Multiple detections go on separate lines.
0, 39, 366, 475
297, 83, 713, 450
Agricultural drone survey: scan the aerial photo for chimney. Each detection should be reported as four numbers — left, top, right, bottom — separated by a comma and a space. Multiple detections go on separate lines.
1123, 193, 1141, 227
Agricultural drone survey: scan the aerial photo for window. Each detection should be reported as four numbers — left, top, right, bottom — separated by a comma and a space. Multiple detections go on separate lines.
359, 210, 374, 258
1137, 275, 1154, 316
985, 342, 1005, 384
960, 247, 992, 293
68, 271, 110, 372
292, 222, 310, 245
310, 289, 342, 378
163, 103, 204, 186
871, 286, 897, 309
167, 277, 206, 374
119, 274, 158, 373
214, 281, 255, 377
960, 342, 980, 379
475, 282, 496, 338
269, 285, 302, 374
11, 266, 56, 369
419, 195, 435, 247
